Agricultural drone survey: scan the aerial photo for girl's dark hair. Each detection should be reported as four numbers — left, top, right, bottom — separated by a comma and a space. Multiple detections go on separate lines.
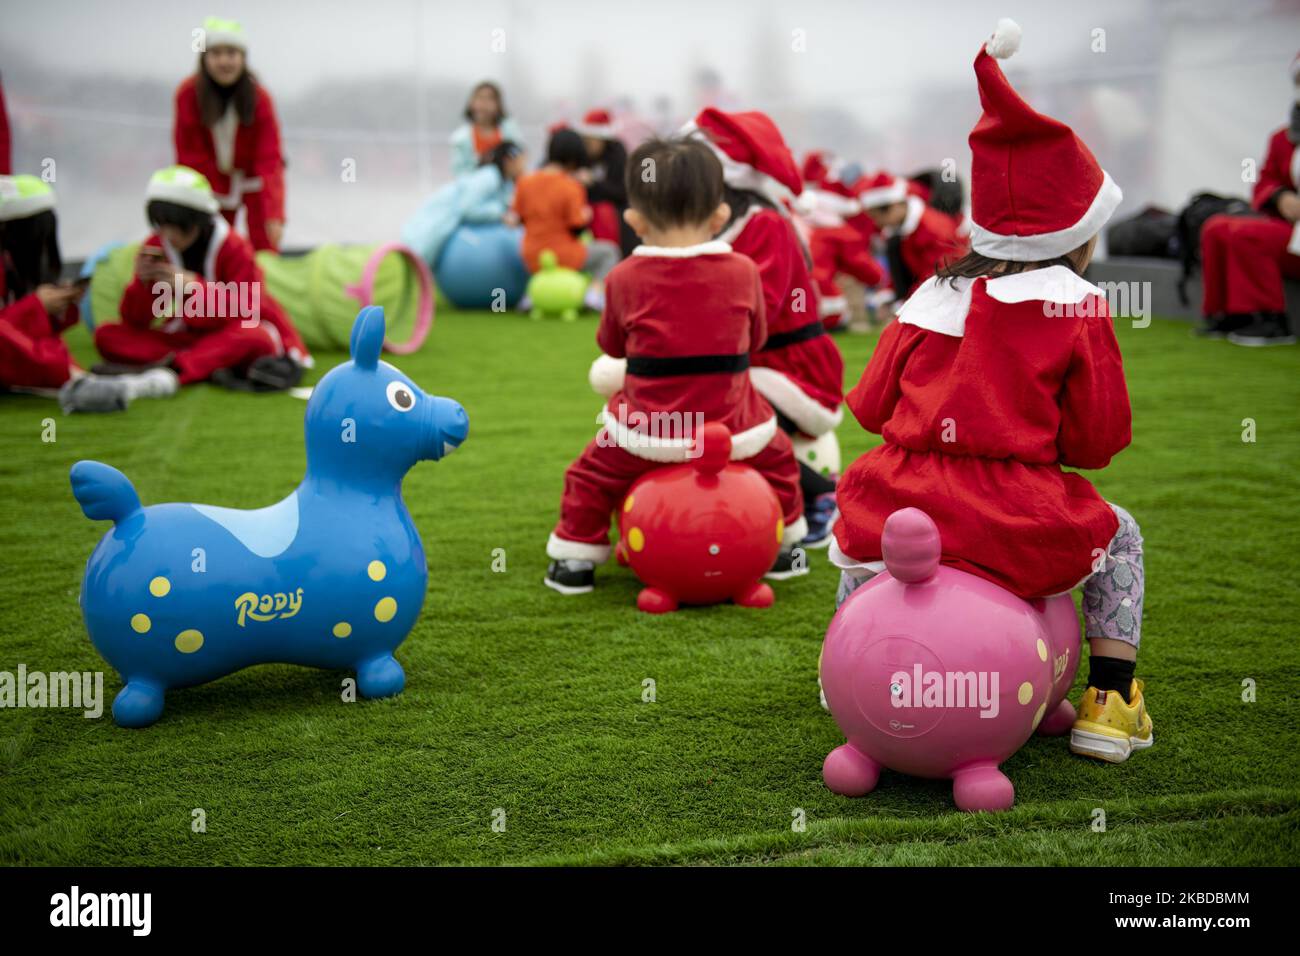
464, 81, 506, 124
196, 51, 257, 127
0, 209, 62, 299
625, 137, 723, 230
479, 140, 522, 175
546, 128, 589, 170
147, 200, 213, 232
936, 247, 1086, 287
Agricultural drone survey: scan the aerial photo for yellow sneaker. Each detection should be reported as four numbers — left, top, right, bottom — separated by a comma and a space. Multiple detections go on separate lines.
1070, 679, 1154, 763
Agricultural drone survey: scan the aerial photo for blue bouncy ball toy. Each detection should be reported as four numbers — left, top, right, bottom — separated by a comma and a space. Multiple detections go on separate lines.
434, 223, 530, 309
70, 306, 469, 728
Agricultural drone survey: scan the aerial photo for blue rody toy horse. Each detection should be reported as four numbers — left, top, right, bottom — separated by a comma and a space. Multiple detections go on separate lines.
70, 306, 469, 727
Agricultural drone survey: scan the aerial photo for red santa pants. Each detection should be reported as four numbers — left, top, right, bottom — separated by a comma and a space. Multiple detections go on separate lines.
0, 302, 74, 389
1201, 213, 1300, 316
94, 321, 278, 384
550, 430, 805, 561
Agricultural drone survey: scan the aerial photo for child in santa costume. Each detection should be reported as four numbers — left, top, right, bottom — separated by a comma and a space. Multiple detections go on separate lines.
1198, 52, 1300, 346
577, 109, 638, 257
855, 170, 968, 315
1, 176, 177, 412
545, 137, 805, 594
795, 152, 884, 331
684, 109, 846, 553
95, 166, 310, 387
831, 20, 1152, 764
173, 18, 286, 252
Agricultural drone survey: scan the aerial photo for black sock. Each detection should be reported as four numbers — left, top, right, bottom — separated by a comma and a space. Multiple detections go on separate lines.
1087, 655, 1136, 702
799, 460, 836, 502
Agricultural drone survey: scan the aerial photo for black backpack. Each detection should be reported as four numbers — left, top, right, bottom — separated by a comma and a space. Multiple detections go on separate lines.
1106, 205, 1177, 258
1174, 192, 1253, 305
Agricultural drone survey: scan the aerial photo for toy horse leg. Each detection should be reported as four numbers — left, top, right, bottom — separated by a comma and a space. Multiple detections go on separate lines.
112, 678, 166, 729
823, 743, 881, 797
951, 761, 1015, 812
356, 654, 406, 699
636, 587, 678, 614
1036, 698, 1076, 737
733, 580, 774, 608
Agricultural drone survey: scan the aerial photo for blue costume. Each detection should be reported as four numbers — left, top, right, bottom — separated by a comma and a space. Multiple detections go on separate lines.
402, 163, 515, 270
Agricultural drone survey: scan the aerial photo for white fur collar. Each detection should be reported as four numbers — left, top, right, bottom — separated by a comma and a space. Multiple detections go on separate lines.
897, 266, 1104, 338
632, 240, 732, 258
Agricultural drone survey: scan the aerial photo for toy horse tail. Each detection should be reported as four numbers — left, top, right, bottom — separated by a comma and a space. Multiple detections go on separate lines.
70, 460, 142, 524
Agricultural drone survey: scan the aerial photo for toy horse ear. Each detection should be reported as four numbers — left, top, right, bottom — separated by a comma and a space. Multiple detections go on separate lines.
350, 306, 386, 370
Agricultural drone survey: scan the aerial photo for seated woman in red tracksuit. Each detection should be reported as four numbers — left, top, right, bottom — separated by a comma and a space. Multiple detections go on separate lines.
94, 165, 309, 387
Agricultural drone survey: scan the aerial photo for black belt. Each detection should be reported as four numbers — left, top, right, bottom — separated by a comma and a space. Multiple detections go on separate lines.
625, 353, 750, 377
761, 320, 825, 351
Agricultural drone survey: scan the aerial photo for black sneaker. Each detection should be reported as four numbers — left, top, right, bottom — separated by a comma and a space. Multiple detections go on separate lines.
544, 559, 595, 594
1227, 313, 1296, 347
765, 547, 810, 581
1195, 313, 1251, 338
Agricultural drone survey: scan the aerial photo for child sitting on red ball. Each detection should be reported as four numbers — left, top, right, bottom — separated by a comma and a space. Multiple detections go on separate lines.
545, 137, 806, 594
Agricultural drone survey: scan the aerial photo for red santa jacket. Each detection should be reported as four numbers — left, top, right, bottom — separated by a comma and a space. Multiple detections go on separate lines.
724, 206, 844, 437
1252, 127, 1299, 215
832, 266, 1130, 599
809, 224, 884, 329
880, 195, 968, 299
118, 217, 309, 364
0, 265, 78, 388
595, 241, 777, 462
173, 75, 286, 229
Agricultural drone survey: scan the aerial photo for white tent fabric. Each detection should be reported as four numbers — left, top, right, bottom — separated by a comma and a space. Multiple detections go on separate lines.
2, 0, 1295, 259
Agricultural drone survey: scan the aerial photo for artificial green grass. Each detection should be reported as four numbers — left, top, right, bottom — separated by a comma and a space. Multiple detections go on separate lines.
0, 312, 1297, 866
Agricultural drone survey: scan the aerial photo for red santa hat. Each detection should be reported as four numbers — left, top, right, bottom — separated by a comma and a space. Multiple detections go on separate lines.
576, 109, 616, 139
854, 172, 910, 209
801, 151, 831, 187
683, 108, 802, 212
968, 18, 1122, 260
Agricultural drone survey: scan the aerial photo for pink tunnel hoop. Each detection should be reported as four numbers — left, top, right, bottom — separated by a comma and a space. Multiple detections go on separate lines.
344, 241, 435, 355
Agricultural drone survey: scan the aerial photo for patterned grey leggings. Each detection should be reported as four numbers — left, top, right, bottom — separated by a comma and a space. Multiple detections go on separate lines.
835, 503, 1145, 648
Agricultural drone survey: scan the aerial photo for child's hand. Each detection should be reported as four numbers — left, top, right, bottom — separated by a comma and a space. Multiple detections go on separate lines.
502, 210, 520, 227
35, 284, 80, 317
574, 167, 594, 186
1278, 191, 1300, 222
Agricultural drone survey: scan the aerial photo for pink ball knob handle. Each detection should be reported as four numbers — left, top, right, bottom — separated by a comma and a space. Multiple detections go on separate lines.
692, 422, 732, 476
881, 507, 941, 583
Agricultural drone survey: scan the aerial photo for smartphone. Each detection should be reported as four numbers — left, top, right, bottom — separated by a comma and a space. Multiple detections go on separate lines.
67, 276, 91, 294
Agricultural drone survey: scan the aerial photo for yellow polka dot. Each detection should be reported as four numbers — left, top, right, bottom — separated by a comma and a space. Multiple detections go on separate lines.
623, 495, 635, 513
1018, 681, 1034, 706
367, 561, 386, 582
374, 597, 397, 623
1031, 701, 1047, 732
149, 576, 171, 597
174, 629, 204, 654
332, 622, 352, 639
131, 613, 151, 634
776, 520, 784, 544
1036, 638, 1048, 662
628, 527, 645, 553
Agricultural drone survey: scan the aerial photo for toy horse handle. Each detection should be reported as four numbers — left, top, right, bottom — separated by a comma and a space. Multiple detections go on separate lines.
881, 508, 941, 583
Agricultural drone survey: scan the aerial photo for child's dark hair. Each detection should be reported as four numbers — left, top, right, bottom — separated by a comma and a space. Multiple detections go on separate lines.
464, 81, 506, 123
936, 244, 1090, 287
0, 209, 62, 298
546, 128, 589, 170
625, 137, 724, 230
146, 200, 212, 232
480, 140, 522, 175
